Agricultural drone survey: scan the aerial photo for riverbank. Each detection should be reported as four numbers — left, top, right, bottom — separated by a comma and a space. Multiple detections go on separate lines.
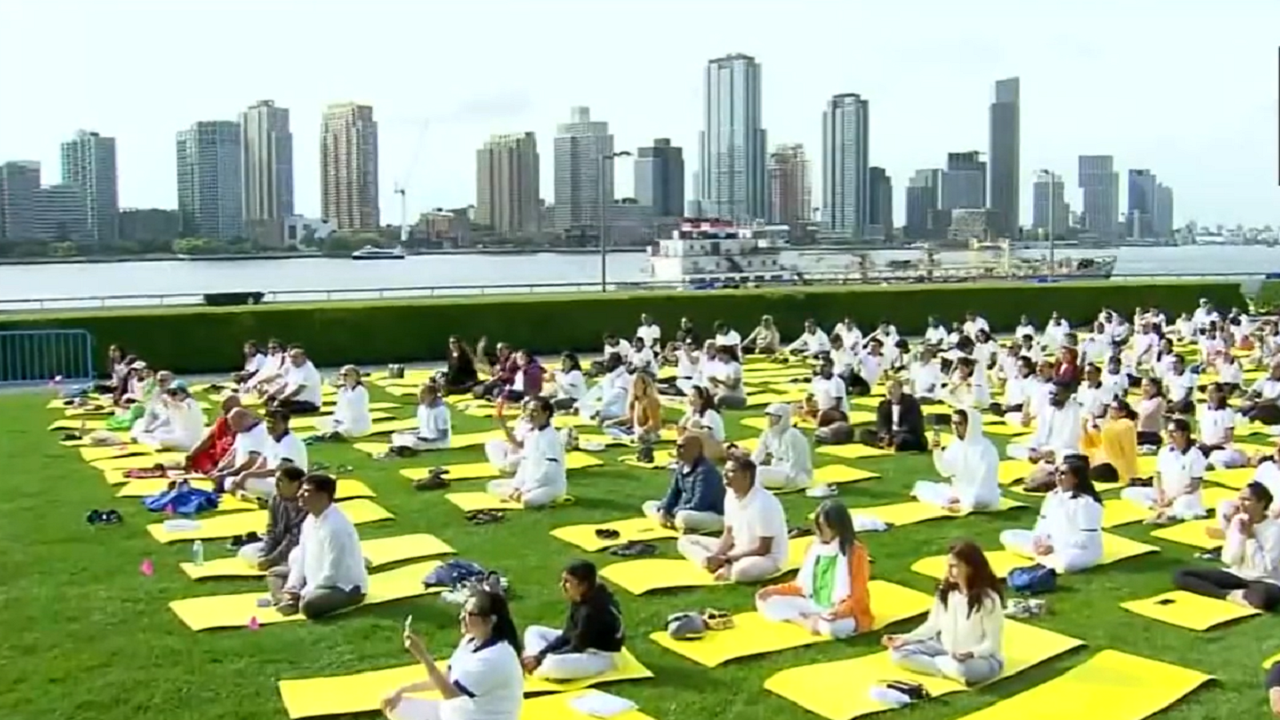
0, 246, 654, 265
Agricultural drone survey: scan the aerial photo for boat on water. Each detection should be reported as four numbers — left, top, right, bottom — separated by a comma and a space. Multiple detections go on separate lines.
351, 246, 406, 260
645, 219, 1116, 288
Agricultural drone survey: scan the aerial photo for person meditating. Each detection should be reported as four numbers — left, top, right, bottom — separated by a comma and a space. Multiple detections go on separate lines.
185, 395, 241, 475
391, 382, 452, 453
749, 403, 819, 495
755, 499, 872, 638
267, 347, 324, 415
742, 314, 781, 355
604, 372, 662, 445
882, 540, 1005, 686
486, 397, 567, 508
1119, 417, 1207, 524
1173, 481, 1280, 611
642, 434, 725, 533
676, 386, 727, 460
230, 408, 308, 499
1006, 380, 1083, 492
999, 454, 1104, 573
316, 365, 372, 438
484, 397, 533, 472
1080, 398, 1140, 485
912, 408, 1001, 513
522, 560, 625, 681
872, 379, 926, 451
677, 456, 790, 583
436, 335, 480, 395
269, 473, 367, 619
210, 408, 270, 493
136, 381, 206, 452
241, 465, 307, 570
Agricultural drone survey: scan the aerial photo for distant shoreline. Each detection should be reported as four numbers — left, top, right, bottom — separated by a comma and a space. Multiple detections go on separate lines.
0, 247, 654, 265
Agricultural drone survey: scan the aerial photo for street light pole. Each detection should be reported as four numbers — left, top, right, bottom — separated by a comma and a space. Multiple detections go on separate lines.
1042, 169, 1057, 279
598, 150, 632, 293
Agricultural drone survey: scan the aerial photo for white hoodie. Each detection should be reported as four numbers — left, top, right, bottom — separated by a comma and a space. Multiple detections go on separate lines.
931, 408, 1002, 510
752, 403, 814, 486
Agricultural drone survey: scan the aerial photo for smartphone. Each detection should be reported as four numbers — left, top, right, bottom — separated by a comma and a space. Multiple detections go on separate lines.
1154, 598, 1176, 606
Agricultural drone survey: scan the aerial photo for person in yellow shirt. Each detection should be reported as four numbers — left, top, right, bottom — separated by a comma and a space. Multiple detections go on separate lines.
1081, 398, 1140, 485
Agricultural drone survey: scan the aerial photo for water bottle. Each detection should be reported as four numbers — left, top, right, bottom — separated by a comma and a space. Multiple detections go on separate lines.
192, 540, 205, 566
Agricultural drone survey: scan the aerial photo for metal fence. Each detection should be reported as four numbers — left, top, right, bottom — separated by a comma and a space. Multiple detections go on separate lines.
0, 330, 95, 386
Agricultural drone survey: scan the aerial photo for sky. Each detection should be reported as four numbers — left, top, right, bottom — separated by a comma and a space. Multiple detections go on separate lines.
1, 0, 1277, 228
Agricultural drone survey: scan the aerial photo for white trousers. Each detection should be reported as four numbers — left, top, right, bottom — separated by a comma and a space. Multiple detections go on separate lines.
484, 440, 522, 473
524, 625, 616, 680
486, 479, 562, 508
1119, 486, 1206, 520
242, 475, 277, 500
1005, 443, 1034, 461
316, 416, 371, 438
676, 535, 781, 583
238, 541, 265, 566
390, 432, 449, 451
755, 595, 857, 638
757, 463, 809, 491
1207, 447, 1247, 469
640, 500, 724, 533
999, 529, 1101, 573
138, 429, 199, 452
911, 480, 1000, 512
384, 697, 442, 720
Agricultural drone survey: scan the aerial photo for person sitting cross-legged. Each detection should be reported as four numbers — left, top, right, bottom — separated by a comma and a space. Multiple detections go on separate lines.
241, 465, 308, 570
676, 455, 789, 583
268, 473, 368, 619
486, 396, 567, 508
641, 434, 725, 534
911, 408, 1002, 513
1173, 481, 1280, 611
522, 560, 625, 681
999, 453, 1104, 573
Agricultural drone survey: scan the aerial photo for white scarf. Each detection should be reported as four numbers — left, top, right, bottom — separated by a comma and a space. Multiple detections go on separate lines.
796, 539, 852, 609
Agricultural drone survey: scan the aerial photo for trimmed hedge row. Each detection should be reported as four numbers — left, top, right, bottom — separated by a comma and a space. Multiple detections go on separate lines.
0, 281, 1246, 376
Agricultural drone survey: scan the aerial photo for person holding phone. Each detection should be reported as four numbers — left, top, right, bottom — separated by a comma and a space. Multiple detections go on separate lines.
1173, 481, 1280, 611
912, 408, 1001, 514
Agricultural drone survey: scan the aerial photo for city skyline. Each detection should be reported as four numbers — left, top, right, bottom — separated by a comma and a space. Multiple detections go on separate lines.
0, 0, 1274, 227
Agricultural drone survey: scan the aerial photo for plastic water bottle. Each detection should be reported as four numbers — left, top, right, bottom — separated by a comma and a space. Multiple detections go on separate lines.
192, 540, 205, 566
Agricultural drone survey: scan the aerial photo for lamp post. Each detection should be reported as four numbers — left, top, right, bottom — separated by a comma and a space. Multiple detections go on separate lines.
598, 150, 632, 292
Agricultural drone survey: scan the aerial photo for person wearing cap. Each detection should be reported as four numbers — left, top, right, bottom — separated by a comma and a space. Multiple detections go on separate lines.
750, 403, 820, 496
677, 455, 790, 583
1006, 379, 1084, 492
129, 370, 176, 441
135, 381, 207, 452
228, 407, 309, 499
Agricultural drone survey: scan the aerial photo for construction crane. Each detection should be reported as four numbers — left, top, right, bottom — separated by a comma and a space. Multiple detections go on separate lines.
394, 120, 430, 246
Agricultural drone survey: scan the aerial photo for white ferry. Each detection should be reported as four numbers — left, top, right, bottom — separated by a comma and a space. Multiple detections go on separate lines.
351, 246, 406, 260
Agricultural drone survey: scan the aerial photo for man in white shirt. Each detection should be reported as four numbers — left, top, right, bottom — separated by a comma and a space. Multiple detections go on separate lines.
787, 319, 831, 357
1007, 381, 1083, 493
487, 397, 567, 507
1014, 315, 1037, 344
1242, 362, 1280, 425
676, 455, 790, 583
713, 321, 742, 351
230, 408, 310, 499
1192, 299, 1219, 333
211, 408, 271, 493
962, 312, 989, 339
808, 358, 848, 415
635, 314, 661, 349
269, 347, 323, 414
270, 473, 368, 619
832, 316, 863, 348
922, 316, 948, 348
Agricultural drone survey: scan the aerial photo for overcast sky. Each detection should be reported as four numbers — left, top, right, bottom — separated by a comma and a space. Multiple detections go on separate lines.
1, 0, 1276, 227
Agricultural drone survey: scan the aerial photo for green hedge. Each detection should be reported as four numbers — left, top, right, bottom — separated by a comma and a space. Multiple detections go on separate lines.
0, 281, 1246, 376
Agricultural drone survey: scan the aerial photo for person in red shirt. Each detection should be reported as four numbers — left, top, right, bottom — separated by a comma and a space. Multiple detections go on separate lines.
186, 395, 242, 475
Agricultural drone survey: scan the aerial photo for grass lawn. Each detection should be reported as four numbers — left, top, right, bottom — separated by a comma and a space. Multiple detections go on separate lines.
2, 386, 1271, 720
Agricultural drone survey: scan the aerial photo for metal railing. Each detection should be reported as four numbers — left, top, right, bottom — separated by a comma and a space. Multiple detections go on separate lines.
0, 330, 95, 386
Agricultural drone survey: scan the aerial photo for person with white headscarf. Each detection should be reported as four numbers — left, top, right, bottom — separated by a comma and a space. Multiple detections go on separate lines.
749, 403, 818, 495
911, 408, 1002, 512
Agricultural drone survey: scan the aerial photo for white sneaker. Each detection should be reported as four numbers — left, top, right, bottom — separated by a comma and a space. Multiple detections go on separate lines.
805, 484, 837, 498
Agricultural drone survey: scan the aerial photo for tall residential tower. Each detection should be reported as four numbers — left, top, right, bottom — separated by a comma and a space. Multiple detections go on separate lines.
240, 100, 294, 237
176, 121, 244, 240
320, 103, 380, 230
1078, 155, 1119, 241
820, 93, 870, 239
988, 77, 1020, 238
551, 106, 613, 230
475, 132, 540, 236
766, 143, 811, 227
60, 130, 119, 243
699, 53, 766, 222
634, 139, 685, 217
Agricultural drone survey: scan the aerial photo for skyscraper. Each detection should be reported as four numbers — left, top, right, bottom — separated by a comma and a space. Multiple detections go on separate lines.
699, 53, 766, 223
1031, 170, 1067, 239
821, 93, 870, 238
0, 161, 40, 242
988, 77, 1020, 238
634, 139, 685, 217
941, 151, 986, 211
1155, 184, 1174, 239
60, 130, 119, 243
175, 121, 244, 241
475, 132, 540, 236
766, 143, 811, 226
1078, 155, 1119, 240
866, 166, 893, 240
552, 106, 613, 230
1127, 169, 1158, 239
905, 169, 942, 240
320, 103, 380, 231
240, 100, 294, 230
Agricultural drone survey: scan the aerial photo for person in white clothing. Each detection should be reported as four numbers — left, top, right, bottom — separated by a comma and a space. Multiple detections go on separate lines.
787, 319, 831, 357
1013, 316, 1037, 345
626, 337, 659, 376
742, 315, 783, 355
380, 589, 524, 720
1241, 362, 1280, 426
1216, 353, 1245, 395
231, 408, 310, 499
634, 313, 661, 349
749, 403, 818, 495
1173, 481, 1280, 611
136, 381, 206, 451
923, 316, 949, 347
522, 561, 625, 681
1215, 449, 1280, 538
962, 311, 990, 339
211, 408, 271, 493
1120, 417, 1207, 524
316, 366, 373, 438
269, 473, 368, 619
481, 397, 532, 472
808, 358, 849, 416
268, 347, 324, 415
997, 357, 1036, 421
707, 345, 747, 410
391, 383, 453, 453
939, 357, 990, 410
578, 355, 631, 422
909, 348, 945, 401
486, 397, 567, 508
1000, 454, 1104, 573
913, 408, 1002, 513
832, 316, 864, 349
676, 386, 727, 460
1163, 355, 1197, 415
130, 370, 176, 440
1199, 382, 1246, 468
550, 353, 588, 410
712, 321, 742, 351
245, 339, 288, 394
232, 340, 267, 386
883, 539, 1005, 686
1007, 381, 1082, 463
677, 455, 790, 583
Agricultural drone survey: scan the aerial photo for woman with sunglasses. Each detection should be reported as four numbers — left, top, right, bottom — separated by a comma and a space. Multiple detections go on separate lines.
999, 454, 1104, 573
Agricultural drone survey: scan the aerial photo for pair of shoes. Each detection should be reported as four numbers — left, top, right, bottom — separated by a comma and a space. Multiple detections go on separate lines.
1004, 597, 1047, 619
594, 528, 621, 541
414, 468, 451, 491
465, 510, 504, 525
86, 509, 123, 526
702, 608, 735, 631
227, 532, 262, 550
608, 541, 656, 557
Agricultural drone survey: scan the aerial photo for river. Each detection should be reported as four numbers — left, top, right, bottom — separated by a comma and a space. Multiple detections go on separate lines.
1, 245, 1278, 306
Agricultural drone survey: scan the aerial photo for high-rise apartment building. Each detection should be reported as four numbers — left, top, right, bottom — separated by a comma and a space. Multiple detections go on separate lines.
552, 106, 614, 230
699, 53, 767, 222
766, 143, 811, 226
475, 132, 540, 236
821, 93, 870, 238
34, 184, 89, 242
905, 169, 942, 239
240, 100, 294, 232
320, 103, 380, 230
1031, 170, 1068, 239
634, 139, 685, 217
60, 130, 119, 243
1155, 184, 1174, 239
866, 166, 893, 240
941, 151, 986, 211
0, 161, 41, 242
176, 121, 244, 241
1127, 169, 1158, 239
988, 77, 1020, 238
1078, 155, 1119, 240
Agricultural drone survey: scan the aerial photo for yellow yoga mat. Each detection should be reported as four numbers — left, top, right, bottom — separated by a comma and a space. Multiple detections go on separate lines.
1235, 442, 1275, 456
351, 429, 508, 456
1205, 466, 1257, 489
365, 417, 424, 434
289, 411, 396, 430
1150, 519, 1221, 550
744, 391, 808, 407
740, 416, 817, 431
92, 452, 187, 472
1120, 589, 1262, 631
79, 444, 151, 463
276, 648, 654, 719
911, 532, 1159, 580
948, 650, 1211, 720
600, 536, 808, 595
146, 498, 393, 544
574, 433, 631, 449
982, 422, 1034, 437
169, 560, 442, 631
814, 443, 893, 461
442, 491, 575, 512
1101, 498, 1152, 528
48, 418, 109, 431
399, 451, 604, 482
552, 517, 682, 552
521, 691, 655, 720
60, 432, 131, 447
801, 464, 882, 488
180, 533, 456, 580
46, 396, 108, 410
116, 477, 376, 500
997, 459, 1037, 485
851, 497, 1026, 527
763, 621, 1086, 720
649, 580, 934, 667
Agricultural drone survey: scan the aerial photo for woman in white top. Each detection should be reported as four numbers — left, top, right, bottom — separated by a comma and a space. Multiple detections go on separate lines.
940, 357, 990, 410
1199, 382, 1246, 468
883, 539, 1004, 686
1000, 454, 1104, 573
1173, 481, 1280, 611
1216, 353, 1244, 395
998, 357, 1036, 422
627, 335, 659, 375
391, 383, 452, 452
137, 381, 206, 451
550, 353, 588, 411
707, 345, 747, 410
1120, 416, 1207, 523
678, 386, 727, 460
246, 339, 288, 394
660, 339, 700, 395
742, 315, 782, 355
487, 397, 567, 508
1164, 355, 1197, 415
381, 590, 524, 720
909, 348, 945, 402
749, 403, 818, 495
317, 365, 373, 438
130, 370, 176, 440
913, 408, 1001, 513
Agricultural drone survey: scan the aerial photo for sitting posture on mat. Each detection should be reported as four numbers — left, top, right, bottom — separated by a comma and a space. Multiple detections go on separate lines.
677, 386, 727, 460
524, 560, 625, 681
657, 336, 698, 396
473, 338, 517, 399
391, 383, 453, 453
604, 372, 662, 445
635, 313, 662, 350
503, 350, 545, 403
1007, 380, 1083, 492
1239, 361, 1280, 425
110, 358, 147, 414
578, 354, 630, 423
743, 314, 782, 355
1120, 417, 1207, 524
127, 370, 175, 437
436, 335, 480, 396
908, 348, 944, 402
210, 408, 270, 493
231, 340, 265, 387
750, 403, 821, 496
1080, 398, 1140, 486
707, 345, 747, 411
1075, 364, 1117, 420
549, 353, 587, 411
228, 408, 308, 499
642, 435, 725, 533
755, 499, 872, 638
882, 540, 1005, 686
1134, 377, 1168, 447
808, 358, 849, 419
677, 455, 791, 583
486, 397, 567, 508
315, 366, 373, 438
135, 381, 206, 452
1198, 383, 1246, 469
788, 318, 832, 357
992, 356, 1034, 420
185, 394, 241, 475
869, 379, 927, 452
1173, 481, 1280, 611
243, 339, 287, 395
1000, 454, 1104, 573
939, 357, 990, 411
270, 473, 368, 619
266, 347, 324, 415
626, 334, 660, 376
240, 465, 307, 570
912, 408, 1001, 513
381, 589, 523, 720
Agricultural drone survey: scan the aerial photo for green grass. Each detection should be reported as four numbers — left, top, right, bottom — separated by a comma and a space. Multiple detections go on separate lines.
1, 387, 1271, 720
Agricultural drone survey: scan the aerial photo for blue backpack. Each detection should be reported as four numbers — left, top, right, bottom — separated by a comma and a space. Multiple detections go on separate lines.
142, 483, 220, 516
1007, 564, 1057, 595
425, 560, 486, 589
